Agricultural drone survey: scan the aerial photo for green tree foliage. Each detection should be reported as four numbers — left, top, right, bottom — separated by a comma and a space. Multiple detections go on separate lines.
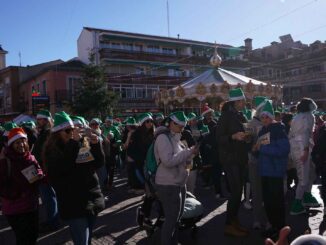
73, 54, 119, 118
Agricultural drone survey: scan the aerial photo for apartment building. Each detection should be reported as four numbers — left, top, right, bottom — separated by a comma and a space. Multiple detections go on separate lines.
78, 27, 243, 113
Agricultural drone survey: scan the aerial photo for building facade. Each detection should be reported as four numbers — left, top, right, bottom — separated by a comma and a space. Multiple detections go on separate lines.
245, 35, 326, 109
78, 27, 243, 113
0, 57, 84, 117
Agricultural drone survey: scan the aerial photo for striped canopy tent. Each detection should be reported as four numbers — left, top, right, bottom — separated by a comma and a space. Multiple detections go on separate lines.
156, 48, 282, 112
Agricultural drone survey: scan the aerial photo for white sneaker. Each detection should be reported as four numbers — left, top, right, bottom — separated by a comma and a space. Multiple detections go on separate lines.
253, 222, 261, 230
243, 201, 252, 210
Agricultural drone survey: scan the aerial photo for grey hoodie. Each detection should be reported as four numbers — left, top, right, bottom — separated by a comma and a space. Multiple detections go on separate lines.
154, 126, 193, 186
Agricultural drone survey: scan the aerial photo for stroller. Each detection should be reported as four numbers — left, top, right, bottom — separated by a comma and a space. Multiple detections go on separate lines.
136, 175, 204, 238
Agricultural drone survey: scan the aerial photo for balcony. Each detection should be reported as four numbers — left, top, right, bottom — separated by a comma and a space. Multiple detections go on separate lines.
99, 48, 210, 66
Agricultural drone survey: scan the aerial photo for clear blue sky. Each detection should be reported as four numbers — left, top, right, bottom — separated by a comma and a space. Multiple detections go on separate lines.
1, 0, 326, 66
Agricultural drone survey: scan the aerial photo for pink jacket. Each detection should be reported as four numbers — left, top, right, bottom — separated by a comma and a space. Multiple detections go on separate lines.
0, 148, 43, 215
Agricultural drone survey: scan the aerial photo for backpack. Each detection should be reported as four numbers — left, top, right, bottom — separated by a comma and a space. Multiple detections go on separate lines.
144, 129, 172, 177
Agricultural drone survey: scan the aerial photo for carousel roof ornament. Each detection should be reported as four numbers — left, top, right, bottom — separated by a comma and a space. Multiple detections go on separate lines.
157, 44, 283, 105
210, 42, 222, 68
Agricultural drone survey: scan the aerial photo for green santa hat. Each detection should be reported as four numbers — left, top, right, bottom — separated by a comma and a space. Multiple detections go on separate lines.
242, 107, 252, 121
138, 113, 153, 125
253, 96, 267, 110
187, 112, 197, 121
70, 116, 86, 128
169, 111, 188, 126
228, 88, 246, 101
260, 100, 274, 119
155, 113, 164, 120
21, 121, 36, 129
52, 111, 74, 133
3, 122, 18, 136
36, 109, 52, 120
200, 125, 210, 135
126, 117, 138, 126
90, 118, 102, 125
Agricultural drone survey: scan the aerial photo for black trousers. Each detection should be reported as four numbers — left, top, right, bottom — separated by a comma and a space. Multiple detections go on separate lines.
6, 210, 39, 245
224, 164, 246, 224
261, 176, 285, 230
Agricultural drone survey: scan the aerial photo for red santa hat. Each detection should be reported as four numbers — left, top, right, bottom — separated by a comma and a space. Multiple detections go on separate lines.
8, 127, 27, 146
201, 103, 214, 117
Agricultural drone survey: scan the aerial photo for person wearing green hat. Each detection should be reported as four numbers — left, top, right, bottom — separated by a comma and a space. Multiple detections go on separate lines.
44, 111, 105, 245
154, 113, 165, 127
252, 100, 290, 238
32, 110, 60, 232
121, 117, 139, 191
179, 113, 200, 194
0, 127, 44, 245
20, 121, 38, 151
216, 87, 250, 237
201, 103, 223, 197
127, 113, 154, 191
3, 122, 18, 137
154, 111, 199, 245
89, 118, 112, 192
245, 96, 269, 229
289, 98, 320, 216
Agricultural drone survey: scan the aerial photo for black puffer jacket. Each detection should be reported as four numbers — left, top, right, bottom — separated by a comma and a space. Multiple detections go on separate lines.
45, 139, 105, 220
216, 102, 249, 166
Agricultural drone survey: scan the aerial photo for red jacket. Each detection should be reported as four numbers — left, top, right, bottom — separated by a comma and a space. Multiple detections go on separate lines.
0, 148, 43, 215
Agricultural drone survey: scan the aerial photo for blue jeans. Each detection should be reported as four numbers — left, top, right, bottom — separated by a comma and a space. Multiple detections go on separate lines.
39, 183, 60, 226
66, 215, 97, 245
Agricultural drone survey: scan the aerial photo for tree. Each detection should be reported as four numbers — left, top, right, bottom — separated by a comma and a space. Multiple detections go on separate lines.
73, 54, 119, 118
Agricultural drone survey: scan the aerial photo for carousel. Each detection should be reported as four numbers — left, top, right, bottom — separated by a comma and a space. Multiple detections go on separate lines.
156, 47, 283, 114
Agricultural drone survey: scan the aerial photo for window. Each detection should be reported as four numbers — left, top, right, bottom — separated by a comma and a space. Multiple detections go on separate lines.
168, 69, 175, 76
147, 45, 160, 53
134, 44, 143, 52
42, 80, 47, 95
146, 86, 159, 99
135, 87, 145, 99
111, 42, 121, 49
122, 43, 133, 51
162, 47, 176, 55
307, 84, 322, 93
112, 86, 121, 97
67, 77, 81, 101
121, 87, 134, 99
136, 67, 145, 75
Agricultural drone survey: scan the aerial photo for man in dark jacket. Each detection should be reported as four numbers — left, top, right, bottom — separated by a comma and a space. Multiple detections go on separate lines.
201, 105, 223, 198
216, 88, 249, 237
32, 109, 60, 232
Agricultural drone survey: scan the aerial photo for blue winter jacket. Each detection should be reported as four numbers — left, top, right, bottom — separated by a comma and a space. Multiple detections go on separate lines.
258, 122, 290, 177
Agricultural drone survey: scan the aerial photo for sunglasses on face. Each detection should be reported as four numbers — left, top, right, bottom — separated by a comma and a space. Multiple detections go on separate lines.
64, 128, 74, 134
145, 120, 153, 124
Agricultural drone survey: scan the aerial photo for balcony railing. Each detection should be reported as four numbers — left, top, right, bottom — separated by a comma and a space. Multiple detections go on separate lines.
99, 48, 210, 65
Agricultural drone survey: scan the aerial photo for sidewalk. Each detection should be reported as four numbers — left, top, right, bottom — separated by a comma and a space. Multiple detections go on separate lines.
0, 174, 325, 245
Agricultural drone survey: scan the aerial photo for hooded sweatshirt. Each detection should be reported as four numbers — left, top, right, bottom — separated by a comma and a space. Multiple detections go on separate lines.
154, 126, 193, 186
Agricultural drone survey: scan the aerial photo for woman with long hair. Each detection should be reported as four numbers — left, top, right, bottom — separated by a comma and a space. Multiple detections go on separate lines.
44, 111, 105, 245
0, 128, 43, 245
127, 113, 154, 192
155, 111, 198, 245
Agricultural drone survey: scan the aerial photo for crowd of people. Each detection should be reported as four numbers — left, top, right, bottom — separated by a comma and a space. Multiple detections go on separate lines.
0, 87, 326, 245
